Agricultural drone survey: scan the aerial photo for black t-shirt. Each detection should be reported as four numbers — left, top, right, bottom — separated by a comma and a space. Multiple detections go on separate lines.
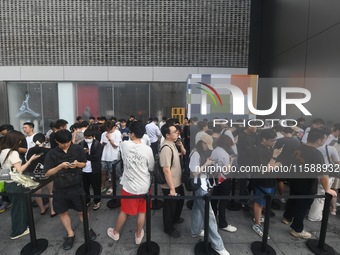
237, 131, 258, 167
26, 146, 50, 175
49, 132, 57, 149
274, 137, 301, 166
289, 144, 324, 195
44, 144, 86, 190
254, 144, 276, 188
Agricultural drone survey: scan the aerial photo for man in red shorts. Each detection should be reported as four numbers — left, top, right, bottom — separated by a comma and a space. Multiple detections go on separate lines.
107, 121, 155, 245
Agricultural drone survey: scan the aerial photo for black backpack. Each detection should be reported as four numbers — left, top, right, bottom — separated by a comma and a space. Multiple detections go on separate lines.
154, 144, 173, 185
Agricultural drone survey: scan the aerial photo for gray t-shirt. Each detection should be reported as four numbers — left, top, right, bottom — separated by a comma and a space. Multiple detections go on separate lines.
120, 140, 155, 194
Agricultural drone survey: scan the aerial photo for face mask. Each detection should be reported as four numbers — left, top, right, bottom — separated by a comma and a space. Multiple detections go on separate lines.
85, 138, 93, 143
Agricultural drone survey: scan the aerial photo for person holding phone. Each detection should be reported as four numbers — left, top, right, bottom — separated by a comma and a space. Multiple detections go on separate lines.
189, 133, 230, 255
27, 133, 56, 217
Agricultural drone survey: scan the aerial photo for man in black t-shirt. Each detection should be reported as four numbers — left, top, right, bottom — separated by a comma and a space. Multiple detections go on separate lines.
252, 129, 282, 238
44, 130, 96, 250
282, 128, 337, 239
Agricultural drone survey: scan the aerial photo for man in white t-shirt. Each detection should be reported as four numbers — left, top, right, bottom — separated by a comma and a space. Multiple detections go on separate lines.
145, 117, 162, 157
100, 121, 122, 195
23, 122, 36, 159
107, 121, 154, 245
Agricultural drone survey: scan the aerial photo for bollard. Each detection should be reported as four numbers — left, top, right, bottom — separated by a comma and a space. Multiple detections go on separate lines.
107, 165, 121, 208
76, 194, 102, 255
137, 193, 160, 255
251, 193, 276, 255
307, 193, 335, 255
194, 194, 217, 255
151, 178, 163, 210
226, 179, 241, 211
21, 191, 48, 255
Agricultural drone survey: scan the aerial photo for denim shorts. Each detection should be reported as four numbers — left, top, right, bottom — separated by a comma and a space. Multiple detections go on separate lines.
101, 161, 114, 173
254, 187, 275, 207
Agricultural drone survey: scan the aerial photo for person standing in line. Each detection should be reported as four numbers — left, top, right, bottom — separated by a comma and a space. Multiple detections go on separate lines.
107, 121, 154, 245
44, 130, 97, 250
159, 123, 186, 238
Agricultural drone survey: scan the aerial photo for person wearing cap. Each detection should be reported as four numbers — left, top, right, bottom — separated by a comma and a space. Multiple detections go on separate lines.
159, 123, 186, 238
189, 133, 230, 255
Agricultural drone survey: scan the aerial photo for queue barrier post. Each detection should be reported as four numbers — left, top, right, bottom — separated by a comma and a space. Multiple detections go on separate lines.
76, 193, 101, 255
251, 193, 276, 255
137, 193, 160, 255
21, 191, 48, 255
194, 194, 217, 255
307, 192, 335, 255
107, 164, 121, 209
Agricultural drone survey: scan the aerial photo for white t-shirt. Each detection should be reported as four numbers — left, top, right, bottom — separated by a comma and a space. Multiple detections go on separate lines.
141, 134, 151, 146
100, 130, 122, 161
0, 149, 21, 183
82, 142, 92, 173
119, 141, 155, 194
318, 144, 340, 164
145, 122, 161, 143
189, 151, 209, 191
26, 134, 36, 150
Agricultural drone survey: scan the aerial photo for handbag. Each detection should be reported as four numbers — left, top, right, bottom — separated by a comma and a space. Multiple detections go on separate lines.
113, 151, 124, 179
10, 168, 40, 190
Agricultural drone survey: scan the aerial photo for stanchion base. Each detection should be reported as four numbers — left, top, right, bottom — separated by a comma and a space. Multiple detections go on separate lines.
151, 199, 163, 210
306, 239, 335, 255
251, 241, 276, 255
107, 199, 121, 209
137, 241, 160, 255
226, 200, 241, 211
194, 241, 219, 255
21, 239, 48, 255
76, 241, 102, 255
186, 199, 193, 210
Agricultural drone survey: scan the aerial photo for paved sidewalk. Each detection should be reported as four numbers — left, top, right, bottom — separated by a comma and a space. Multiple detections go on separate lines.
1, 192, 340, 255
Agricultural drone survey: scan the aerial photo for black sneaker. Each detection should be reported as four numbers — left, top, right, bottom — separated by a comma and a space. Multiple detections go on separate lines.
89, 228, 97, 241
63, 235, 75, 250
175, 217, 184, 224
166, 229, 180, 238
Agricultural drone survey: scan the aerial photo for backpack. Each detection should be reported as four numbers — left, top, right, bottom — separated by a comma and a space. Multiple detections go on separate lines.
182, 150, 201, 191
154, 144, 173, 185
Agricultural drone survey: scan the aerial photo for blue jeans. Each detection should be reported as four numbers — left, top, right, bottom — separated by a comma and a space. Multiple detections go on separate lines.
191, 187, 225, 252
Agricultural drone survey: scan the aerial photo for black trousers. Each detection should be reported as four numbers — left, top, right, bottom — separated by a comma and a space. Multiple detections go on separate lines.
283, 189, 314, 232
211, 179, 232, 228
82, 172, 101, 204
150, 142, 159, 157
162, 185, 185, 233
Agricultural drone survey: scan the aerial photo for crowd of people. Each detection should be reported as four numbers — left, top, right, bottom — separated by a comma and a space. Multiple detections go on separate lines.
0, 116, 339, 255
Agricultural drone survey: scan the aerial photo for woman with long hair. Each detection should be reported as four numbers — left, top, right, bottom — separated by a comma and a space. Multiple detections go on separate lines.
0, 130, 40, 239
210, 134, 237, 233
189, 133, 230, 255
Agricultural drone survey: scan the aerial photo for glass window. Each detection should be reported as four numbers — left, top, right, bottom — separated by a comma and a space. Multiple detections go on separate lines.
7, 82, 58, 133
76, 82, 186, 123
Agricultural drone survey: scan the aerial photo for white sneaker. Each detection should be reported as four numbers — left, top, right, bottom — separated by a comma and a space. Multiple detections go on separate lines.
253, 217, 265, 223
191, 230, 204, 237
221, 225, 237, 232
290, 229, 312, 239
215, 248, 230, 255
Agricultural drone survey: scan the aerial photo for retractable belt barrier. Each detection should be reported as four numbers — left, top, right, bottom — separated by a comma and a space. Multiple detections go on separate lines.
0, 182, 336, 255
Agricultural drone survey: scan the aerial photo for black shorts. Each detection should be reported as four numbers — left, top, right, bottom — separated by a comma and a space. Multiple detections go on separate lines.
53, 186, 85, 214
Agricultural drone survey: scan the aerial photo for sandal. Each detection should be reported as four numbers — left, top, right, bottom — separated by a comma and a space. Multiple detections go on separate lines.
40, 206, 49, 215
330, 209, 336, 215
107, 228, 119, 241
